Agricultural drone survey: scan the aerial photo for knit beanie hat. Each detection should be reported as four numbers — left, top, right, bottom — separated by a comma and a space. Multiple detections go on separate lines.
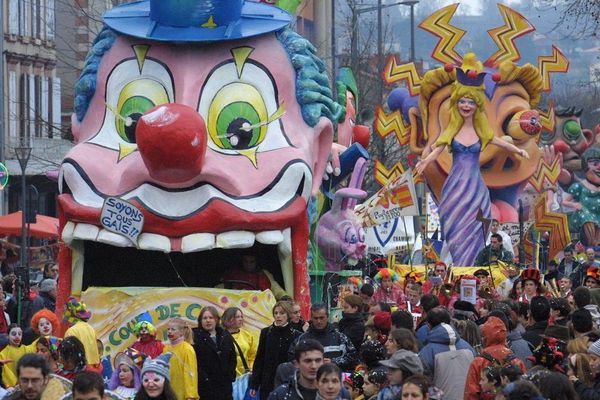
141, 352, 172, 380
589, 338, 600, 357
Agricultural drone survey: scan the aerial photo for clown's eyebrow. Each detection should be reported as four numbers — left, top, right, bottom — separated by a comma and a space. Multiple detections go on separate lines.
132, 44, 151, 74
231, 46, 254, 79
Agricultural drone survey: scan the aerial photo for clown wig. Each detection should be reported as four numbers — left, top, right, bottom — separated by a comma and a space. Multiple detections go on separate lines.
31, 310, 60, 335
373, 268, 399, 284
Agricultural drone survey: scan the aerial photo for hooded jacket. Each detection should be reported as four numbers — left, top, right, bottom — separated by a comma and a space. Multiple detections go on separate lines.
464, 317, 526, 400
418, 323, 475, 376
289, 324, 358, 372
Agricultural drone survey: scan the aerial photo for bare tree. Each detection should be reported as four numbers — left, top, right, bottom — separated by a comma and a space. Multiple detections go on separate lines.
537, 0, 600, 39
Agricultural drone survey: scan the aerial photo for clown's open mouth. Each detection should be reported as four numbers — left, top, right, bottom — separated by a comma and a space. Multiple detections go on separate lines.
58, 159, 313, 295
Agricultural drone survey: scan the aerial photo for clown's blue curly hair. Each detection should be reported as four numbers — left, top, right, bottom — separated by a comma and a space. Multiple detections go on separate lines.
276, 28, 342, 127
74, 27, 117, 122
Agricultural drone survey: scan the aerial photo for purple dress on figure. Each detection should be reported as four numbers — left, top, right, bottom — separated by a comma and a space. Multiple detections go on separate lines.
439, 139, 491, 266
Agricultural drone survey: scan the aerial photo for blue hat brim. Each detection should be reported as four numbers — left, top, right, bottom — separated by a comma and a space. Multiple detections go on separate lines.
104, 1, 292, 43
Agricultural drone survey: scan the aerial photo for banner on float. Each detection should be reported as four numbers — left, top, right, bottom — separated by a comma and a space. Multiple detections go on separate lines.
365, 217, 415, 255
392, 264, 508, 288
355, 170, 419, 228
83, 287, 276, 359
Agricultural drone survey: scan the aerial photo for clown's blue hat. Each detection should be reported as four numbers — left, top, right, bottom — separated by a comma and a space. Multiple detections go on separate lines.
104, 0, 292, 43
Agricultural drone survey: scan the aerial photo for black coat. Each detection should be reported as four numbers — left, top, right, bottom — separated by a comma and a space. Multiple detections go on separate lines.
250, 323, 301, 400
337, 312, 365, 350
193, 326, 237, 400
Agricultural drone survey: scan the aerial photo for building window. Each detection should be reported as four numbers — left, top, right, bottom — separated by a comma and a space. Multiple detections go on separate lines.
8, 0, 19, 35
8, 71, 17, 138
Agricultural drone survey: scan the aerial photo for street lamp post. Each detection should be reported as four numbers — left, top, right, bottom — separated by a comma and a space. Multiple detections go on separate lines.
399, 1, 419, 62
14, 143, 31, 327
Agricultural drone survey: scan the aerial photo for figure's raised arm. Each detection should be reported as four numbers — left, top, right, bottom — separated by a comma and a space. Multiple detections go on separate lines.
491, 136, 529, 159
415, 144, 446, 175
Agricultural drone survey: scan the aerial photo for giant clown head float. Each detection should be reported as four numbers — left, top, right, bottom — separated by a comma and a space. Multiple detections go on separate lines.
58, 0, 340, 315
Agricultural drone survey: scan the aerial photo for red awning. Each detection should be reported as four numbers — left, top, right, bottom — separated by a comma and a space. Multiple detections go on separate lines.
0, 211, 59, 239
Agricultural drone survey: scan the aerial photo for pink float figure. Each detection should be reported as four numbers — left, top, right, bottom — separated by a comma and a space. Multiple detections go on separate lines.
57, 0, 341, 318
316, 187, 368, 271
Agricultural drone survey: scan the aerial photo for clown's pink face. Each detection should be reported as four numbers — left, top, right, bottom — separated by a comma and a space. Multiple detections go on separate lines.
60, 34, 333, 299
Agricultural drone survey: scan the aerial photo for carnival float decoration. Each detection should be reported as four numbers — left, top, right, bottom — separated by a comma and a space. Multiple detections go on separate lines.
540, 106, 598, 187
376, 3, 571, 265
57, 0, 343, 322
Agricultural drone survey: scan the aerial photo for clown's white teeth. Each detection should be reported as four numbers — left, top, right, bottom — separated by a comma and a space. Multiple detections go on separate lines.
182, 233, 216, 253
216, 231, 255, 249
138, 233, 171, 252
97, 229, 131, 247
255, 230, 284, 245
73, 223, 100, 241
62, 221, 75, 245
278, 228, 293, 294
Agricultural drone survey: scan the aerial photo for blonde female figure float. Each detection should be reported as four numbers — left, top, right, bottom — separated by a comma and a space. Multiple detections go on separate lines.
416, 54, 529, 266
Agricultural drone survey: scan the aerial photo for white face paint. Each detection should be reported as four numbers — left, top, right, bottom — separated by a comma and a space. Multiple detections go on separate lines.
9, 327, 22, 346
38, 317, 53, 336
142, 371, 165, 397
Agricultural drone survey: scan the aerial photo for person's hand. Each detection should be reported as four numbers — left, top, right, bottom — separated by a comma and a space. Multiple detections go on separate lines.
249, 389, 257, 397
415, 158, 428, 175
518, 148, 529, 159
302, 321, 309, 332
323, 143, 347, 181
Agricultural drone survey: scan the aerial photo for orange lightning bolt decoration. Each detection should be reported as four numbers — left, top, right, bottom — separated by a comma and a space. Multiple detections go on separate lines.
534, 192, 571, 259
383, 57, 422, 96
374, 161, 422, 186
418, 3, 465, 65
484, 4, 535, 67
538, 45, 569, 92
538, 102, 555, 134
375, 106, 410, 145
374, 160, 405, 186
528, 157, 561, 193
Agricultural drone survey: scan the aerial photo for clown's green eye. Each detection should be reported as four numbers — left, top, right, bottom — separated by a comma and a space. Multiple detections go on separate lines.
208, 82, 268, 151
116, 79, 169, 143
216, 101, 262, 150
563, 120, 582, 142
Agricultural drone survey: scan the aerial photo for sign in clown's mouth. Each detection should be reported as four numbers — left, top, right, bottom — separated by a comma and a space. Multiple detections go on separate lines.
57, 159, 313, 295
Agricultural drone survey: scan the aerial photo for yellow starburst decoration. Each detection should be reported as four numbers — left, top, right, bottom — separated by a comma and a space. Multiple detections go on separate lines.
538, 102, 556, 135
374, 160, 405, 186
528, 157, 561, 193
484, 4, 535, 67
418, 3, 465, 65
538, 45, 569, 92
383, 58, 422, 96
375, 106, 410, 146
534, 192, 571, 260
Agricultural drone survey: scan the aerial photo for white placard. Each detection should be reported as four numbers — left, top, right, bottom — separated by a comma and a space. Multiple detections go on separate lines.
460, 278, 477, 304
100, 197, 144, 244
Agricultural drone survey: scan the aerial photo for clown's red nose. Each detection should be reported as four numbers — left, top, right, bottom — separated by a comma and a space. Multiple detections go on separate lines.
136, 103, 206, 183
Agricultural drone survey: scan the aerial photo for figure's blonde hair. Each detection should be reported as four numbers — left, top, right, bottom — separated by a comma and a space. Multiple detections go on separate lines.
169, 317, 194, 344
434, 81, 494, 150
418, 53, 542, 151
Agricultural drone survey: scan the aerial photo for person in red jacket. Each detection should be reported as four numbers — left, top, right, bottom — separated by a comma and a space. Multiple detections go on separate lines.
464, 316, 526, 400
131, 313, 164, 359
